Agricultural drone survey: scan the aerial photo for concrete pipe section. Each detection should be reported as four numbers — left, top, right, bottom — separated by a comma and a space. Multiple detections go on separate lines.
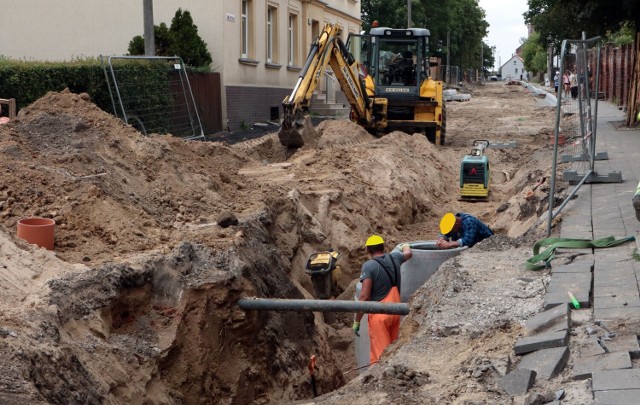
355, 241, 467, 370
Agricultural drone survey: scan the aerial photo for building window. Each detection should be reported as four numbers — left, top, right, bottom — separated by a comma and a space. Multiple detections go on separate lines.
515, 68, 518, 73
267, 6, 276, 63
288, 13, 297, 66
241, 0, 249, 58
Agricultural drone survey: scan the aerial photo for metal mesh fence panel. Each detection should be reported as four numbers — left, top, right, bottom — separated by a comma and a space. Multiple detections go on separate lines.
103, 56, 204, 140
547, 35, 601, 235
439, 66, 461, 84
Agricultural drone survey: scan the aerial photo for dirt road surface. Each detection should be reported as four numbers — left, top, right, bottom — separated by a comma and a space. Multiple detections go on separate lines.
0, 83, 577, 404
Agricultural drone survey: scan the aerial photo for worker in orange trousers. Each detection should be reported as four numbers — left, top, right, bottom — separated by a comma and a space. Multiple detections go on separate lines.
353, 235, 412, 364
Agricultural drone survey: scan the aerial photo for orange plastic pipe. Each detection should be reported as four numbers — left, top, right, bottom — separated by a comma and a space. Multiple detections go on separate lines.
17, 218, 55, 250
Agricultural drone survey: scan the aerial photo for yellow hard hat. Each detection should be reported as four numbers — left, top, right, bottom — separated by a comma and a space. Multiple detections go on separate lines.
440, 213, 457, 235
365, 235, 384, 247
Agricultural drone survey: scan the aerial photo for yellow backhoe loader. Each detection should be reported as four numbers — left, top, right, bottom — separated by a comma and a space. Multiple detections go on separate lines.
279, 23, 445, 147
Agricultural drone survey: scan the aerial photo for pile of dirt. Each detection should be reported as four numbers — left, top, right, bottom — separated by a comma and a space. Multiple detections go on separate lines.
0, 83, 562, 404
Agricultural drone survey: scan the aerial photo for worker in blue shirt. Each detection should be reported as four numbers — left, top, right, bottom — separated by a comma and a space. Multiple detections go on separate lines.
436, 212, 493, 249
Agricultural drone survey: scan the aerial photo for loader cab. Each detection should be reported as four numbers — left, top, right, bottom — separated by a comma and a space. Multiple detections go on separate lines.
348, 28, 430, 101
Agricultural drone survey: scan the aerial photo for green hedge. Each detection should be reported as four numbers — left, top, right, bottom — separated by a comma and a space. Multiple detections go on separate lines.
0, 58, 196, 133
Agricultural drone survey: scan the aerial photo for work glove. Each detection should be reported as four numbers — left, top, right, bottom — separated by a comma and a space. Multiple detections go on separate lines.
352, 321, 360, 337
400, 243, 411, 251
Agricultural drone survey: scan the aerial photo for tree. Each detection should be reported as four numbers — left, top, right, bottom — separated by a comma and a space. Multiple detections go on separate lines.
128, 23, 172, 56
127, 9, 212, 68
169, 9, 212, 67
521, 32, 547, 76
361, 0, 490, 70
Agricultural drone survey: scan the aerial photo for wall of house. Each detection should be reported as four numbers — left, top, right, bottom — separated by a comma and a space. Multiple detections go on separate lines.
501, 58, 526, 80
0, 0, 360, 131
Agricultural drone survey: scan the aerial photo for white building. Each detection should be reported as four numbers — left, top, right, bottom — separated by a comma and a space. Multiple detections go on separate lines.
0, 0, 361, 129
500, 55, 528, 81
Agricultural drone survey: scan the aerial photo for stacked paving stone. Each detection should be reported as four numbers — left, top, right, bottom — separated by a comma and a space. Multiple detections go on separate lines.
500, 300, 571, 398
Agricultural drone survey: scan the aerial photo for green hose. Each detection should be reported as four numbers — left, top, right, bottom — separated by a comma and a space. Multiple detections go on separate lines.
525, 236, 636, 271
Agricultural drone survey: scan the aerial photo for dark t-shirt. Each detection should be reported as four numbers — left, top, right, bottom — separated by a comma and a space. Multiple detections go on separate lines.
360, 252, 404, 302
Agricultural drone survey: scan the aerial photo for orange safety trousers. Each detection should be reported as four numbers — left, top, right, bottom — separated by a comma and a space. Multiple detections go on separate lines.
368, 286, 401, 364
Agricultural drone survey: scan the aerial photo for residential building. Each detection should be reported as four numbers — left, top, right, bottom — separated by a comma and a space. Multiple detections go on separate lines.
500, 55, 528, 81
0, 0, 361, 130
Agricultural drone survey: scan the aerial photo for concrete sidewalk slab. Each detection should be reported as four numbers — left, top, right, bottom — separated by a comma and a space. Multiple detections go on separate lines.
600, 334, 640, 358
551, 262, 593, 273
592, 369, 640, 391
595, 389, 640, 405
516, 347, 568, 380
500, 369, 536, 396
514, 331, 568, 355
576, 336, 606, 358
572, 351, 631, 380
594, 295, 640, 309
593, 285, 640, 298
594, 307, 640, 322
525, 305, 570, 335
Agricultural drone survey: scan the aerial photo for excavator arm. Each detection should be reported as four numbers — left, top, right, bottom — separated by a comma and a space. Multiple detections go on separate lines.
279, 24, 376, 147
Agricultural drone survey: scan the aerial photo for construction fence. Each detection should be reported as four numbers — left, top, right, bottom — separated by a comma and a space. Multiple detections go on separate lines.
546, 34, 622, 236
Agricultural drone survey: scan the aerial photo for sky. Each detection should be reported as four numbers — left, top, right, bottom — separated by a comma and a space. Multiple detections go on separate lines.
478, 0, 530, 70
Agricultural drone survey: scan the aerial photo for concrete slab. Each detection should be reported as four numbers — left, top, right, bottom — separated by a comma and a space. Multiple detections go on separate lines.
516, 347, 569, 380
593, 285, 640, 298
572, 351, 632, 380
544, 289, 589, 309
525, 305, 570, 335
592, 369, 640, 391
500, 368, 536, 396
594, 295, 640, 309
514, 331, 568, 355
595, 389, 640, 405
551, 261, 593, 273
601, 335, 640, 358
576, 336, 607, 358
548, 272, 591, 290
594, 270, 637, 287
594, 307, 640, 322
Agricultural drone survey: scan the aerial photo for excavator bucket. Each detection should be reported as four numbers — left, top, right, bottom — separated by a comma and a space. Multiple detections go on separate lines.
278, 110, 319, 147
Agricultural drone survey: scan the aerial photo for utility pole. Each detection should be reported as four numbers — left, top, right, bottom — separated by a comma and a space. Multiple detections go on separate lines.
407, 0, 412, 28
446, 29, 451, 83
480, 42, 484, 83
143, 0, 155, 56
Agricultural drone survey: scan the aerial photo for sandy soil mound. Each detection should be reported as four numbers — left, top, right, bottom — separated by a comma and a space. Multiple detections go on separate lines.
0, 90, 257, 264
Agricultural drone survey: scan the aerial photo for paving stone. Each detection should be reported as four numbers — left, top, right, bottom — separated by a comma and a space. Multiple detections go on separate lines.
594, 295, 640, 309
548, 272, 591, 289
600, 334, 640, 358
542, 402, 560, 405
594, 389, 640, 404
576, 336, 606, 358
593, 285, 640, 298
551, 261, 593, 273
516, 347, 568, 380
500, 368, 536, 396
544, 289, 589, 309
571, 351, 632, 380
514, 331, 568, 355
594, 307, 640, 322
592, 369, 640, 391
525, 305, 570, 335
594, 266, 637, 287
